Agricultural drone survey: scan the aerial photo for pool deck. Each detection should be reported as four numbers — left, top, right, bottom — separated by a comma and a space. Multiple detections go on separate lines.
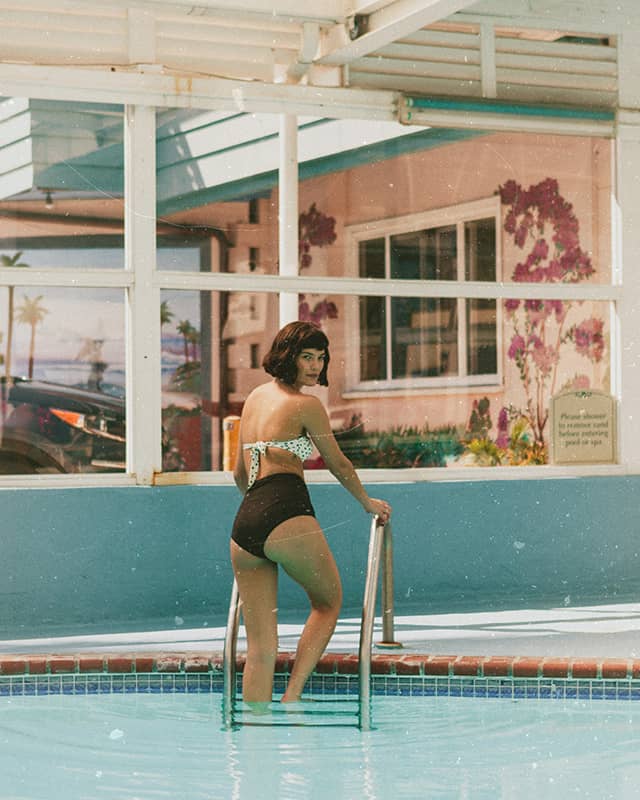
1, 602, 640, 680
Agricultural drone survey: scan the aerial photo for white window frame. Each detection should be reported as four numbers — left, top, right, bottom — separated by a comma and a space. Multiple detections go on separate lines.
344, 197, 503, 393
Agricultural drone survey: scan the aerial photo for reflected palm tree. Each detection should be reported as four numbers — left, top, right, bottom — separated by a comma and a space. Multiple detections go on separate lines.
187, 327, 199, 362
1, 251, 30, 379
160, 300, 174, 328
15, 294, 49, 379
177, 319, 195, 363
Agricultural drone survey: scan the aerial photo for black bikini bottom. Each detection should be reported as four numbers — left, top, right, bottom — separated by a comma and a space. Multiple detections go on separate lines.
231, 472, 316, 560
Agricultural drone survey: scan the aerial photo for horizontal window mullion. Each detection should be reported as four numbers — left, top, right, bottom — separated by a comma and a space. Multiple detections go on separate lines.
0, 268, 134, 288
0, 474, 136, 489
156, 270, 622, 301
152, 463, 629, 487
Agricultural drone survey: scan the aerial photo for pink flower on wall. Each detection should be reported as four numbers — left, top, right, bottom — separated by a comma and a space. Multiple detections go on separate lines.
298, 202, 337, 270
500, 177, 606, 451
495, 407, 510, 449
571, 317, 605, 363
298, 203, 338, 325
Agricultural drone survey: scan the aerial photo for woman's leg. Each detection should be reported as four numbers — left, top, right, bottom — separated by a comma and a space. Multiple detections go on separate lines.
230, 540, 279, 705
264, 516, 342, 702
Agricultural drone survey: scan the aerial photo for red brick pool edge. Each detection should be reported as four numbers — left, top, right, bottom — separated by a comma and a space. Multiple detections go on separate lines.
0, 653, 636, 681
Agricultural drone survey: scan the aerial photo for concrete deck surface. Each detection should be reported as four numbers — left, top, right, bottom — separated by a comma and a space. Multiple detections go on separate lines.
1, 602, 639, 660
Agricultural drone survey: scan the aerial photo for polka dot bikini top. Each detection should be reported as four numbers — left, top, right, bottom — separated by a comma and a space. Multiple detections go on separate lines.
243, 434, 314, 488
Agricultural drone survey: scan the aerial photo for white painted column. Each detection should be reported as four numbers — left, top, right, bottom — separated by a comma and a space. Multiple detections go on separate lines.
278, 114, 299, 326
614, 113, 640, 470
124, 104, 162, 484
614, 32, 640, 470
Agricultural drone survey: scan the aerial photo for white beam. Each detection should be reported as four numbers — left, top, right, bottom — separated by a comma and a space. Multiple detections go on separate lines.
278, 115, 299, 325
49, 0, 345, 24
124, 104, 162, 485
618, 31, 640, 110
318, 0, 480, 66
0, 63, 398, 121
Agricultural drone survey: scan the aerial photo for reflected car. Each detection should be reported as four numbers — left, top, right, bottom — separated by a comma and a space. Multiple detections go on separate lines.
0, 377, 125, 474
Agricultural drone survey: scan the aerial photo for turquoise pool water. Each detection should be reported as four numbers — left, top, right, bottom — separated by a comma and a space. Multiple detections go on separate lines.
1, 693, 639, 799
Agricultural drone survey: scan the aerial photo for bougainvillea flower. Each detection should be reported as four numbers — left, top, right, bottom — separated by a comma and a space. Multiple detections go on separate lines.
504, 298, 520, 315
508, 335, 526, 360
531, 340, 558, 377
496, 406, 510, 449
573, 318, 605, 362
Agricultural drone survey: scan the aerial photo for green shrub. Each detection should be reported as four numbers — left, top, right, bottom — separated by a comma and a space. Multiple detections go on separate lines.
336, 420, 463, 469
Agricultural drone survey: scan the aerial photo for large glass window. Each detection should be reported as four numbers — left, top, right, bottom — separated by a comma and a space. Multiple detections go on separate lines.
0, 97, 617, 479
0, 98, 126, 475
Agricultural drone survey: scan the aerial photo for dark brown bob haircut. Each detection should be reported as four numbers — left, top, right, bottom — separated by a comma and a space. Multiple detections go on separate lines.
262, 321, 330, 386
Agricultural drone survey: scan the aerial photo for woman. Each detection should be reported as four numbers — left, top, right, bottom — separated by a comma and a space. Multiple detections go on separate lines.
231, 321, 391, 706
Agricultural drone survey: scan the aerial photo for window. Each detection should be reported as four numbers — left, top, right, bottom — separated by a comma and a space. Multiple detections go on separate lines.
354, 200, 500, 388
0, 90, 618, 480
0, 98, 127, 476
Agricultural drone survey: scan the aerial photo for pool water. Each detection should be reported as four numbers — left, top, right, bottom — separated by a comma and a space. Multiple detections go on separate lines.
2, 693, 639, 799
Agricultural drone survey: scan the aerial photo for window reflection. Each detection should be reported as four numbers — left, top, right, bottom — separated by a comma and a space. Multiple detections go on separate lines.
0, 287, 125, 474
160, 289, 279, 472
390, 226, 457, 281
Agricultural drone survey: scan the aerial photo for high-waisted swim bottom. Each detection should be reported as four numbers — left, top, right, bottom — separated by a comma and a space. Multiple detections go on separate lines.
231, 472, 316, 560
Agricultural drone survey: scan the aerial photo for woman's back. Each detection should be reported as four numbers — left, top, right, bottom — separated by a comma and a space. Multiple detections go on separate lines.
239, 381, 312, 481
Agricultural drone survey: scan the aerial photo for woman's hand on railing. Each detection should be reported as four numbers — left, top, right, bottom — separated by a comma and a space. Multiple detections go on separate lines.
363, 497, 392, 525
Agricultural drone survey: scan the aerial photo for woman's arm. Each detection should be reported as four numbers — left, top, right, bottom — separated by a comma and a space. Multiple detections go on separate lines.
302, 396, 391, 521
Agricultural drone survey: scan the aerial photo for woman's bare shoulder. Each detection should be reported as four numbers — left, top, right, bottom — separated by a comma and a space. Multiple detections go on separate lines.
243, 381, 272, 404
298, 393, 329, 426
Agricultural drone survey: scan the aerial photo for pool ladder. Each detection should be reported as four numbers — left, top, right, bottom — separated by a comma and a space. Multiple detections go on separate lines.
222, 515, 400, 730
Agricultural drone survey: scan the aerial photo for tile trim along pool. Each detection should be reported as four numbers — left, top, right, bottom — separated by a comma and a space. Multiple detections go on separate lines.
0, 651, 637, 681
2, 653, 640, 702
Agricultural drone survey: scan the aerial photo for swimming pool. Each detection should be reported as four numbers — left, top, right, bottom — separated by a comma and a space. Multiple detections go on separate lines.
0, 694, 640, 800
2, 688, 639, 800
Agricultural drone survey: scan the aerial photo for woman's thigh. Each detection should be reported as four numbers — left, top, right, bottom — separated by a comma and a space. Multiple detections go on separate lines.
230, 540, 278, 650
264, 516, 342, 609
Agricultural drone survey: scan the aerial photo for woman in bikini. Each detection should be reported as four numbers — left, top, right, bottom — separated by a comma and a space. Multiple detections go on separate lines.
231, 321, 392, 706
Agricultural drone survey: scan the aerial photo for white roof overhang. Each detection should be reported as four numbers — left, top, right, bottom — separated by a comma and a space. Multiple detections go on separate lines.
0, 0, 627, 110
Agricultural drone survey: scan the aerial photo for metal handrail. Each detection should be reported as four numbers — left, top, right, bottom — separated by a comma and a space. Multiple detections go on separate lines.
379, 522, 402, 649
222, 514, 399, 731
358, 515, 402, 730
222, 578, 240, 730
358, 515, 385, 730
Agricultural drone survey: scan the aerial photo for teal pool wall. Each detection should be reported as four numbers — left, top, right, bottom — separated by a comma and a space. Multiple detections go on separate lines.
1, 475, 638, 640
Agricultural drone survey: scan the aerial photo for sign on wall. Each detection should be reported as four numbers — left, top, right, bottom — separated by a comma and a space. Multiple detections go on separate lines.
550, 390, 617, 464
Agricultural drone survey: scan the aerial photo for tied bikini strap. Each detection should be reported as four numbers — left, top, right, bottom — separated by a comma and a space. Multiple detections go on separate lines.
243, 436, 312, 488
245, 441, 268, 488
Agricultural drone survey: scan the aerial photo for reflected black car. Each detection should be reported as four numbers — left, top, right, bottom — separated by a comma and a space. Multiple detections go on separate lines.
0, 377, 125, 474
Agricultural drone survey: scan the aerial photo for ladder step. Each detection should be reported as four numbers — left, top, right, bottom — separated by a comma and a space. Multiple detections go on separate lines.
235, 720, 360, 728
234, 704, 358, 718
